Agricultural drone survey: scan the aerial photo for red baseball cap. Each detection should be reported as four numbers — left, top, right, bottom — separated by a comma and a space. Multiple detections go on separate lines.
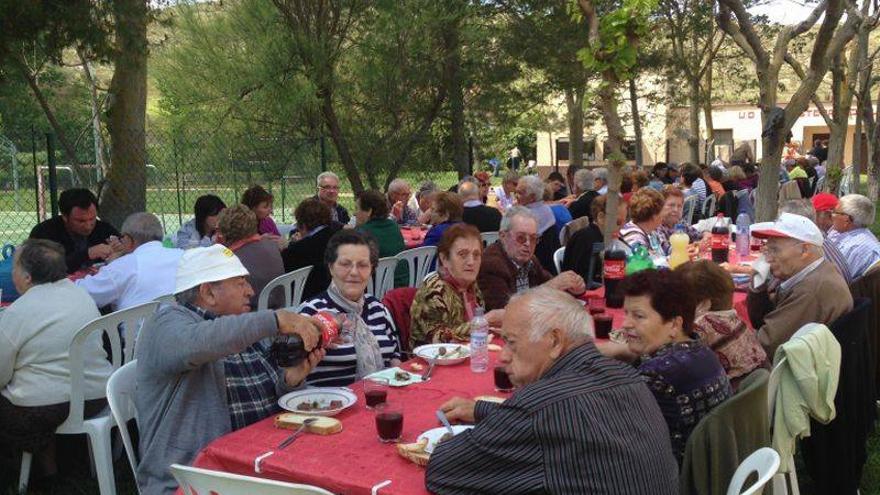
811, 192, 839, 212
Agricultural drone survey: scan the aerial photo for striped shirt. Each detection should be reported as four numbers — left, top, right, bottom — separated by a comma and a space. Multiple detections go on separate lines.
686, 178, 708, 205
299, 292, 400, 387
822, 238, 852, 284
827, 227, 880, 281
425, 343, 679, 494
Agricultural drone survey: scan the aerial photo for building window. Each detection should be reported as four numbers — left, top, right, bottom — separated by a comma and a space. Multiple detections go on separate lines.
603, 139, 637, 161
556, 137, 596, 162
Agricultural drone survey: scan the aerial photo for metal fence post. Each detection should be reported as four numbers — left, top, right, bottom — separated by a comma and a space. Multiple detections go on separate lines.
173, 136, 183, 226
46, 133, 59, 218
31, 126, 40, 223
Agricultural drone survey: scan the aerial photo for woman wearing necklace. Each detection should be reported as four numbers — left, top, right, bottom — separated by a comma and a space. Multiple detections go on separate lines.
298, 230, 401, 387
410, 224, 502, 349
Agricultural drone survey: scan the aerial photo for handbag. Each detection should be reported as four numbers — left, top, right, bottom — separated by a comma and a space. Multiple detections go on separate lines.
0, 244, 20, 302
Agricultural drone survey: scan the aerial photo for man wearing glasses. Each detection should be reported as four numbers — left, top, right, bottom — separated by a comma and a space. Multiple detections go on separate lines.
826, 194, 880, 282
747, 213, 852, 356
314, 171, 350, 225
478, 207, 586, 310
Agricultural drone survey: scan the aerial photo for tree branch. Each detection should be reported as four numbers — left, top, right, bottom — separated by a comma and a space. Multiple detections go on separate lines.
784, 53, 833, 126
716, 0, 766, 64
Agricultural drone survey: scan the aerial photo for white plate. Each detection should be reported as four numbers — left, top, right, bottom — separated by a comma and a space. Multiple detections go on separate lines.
413, 344, 471, 365
277, 387, 357, 417
418, 425, 474, 454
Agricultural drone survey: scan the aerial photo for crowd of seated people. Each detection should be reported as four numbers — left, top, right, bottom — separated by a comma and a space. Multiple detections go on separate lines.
8, 152, 880, 495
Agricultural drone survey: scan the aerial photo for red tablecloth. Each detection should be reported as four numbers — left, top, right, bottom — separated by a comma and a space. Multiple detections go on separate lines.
400, 227, 426, 250
192, 354, 507, 495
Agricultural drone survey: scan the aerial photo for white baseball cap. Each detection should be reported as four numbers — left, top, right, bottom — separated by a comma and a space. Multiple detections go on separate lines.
750, 212, 824, 247
174, 244, 250, 294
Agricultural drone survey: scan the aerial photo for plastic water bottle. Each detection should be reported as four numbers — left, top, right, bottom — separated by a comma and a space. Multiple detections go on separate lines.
469, 307, 490, 373
736, 213, 750, 257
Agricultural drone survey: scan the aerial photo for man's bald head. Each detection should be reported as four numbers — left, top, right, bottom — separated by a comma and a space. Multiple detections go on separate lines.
458, 180, 480, 201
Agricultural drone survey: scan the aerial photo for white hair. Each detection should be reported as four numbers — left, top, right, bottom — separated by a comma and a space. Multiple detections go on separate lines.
593, 167, 608, 182
838, 194, 875, 228
388, 178, 410, 194
778, 200, 816, 223
121, 212, 164, 245
574, 168, 594, 193
316, 171, 339, 187
500, 206, 538, 232
517, 175, 544, 204
509, 287, 594, 342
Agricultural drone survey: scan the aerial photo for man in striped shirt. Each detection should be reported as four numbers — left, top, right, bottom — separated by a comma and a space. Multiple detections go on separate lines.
426, 287, 678, 495
827, 194, 880, 281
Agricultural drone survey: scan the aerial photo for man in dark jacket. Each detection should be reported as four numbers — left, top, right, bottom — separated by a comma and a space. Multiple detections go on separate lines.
427, 287, 679, 494
282, 199, 342, 300
459, 180, 501, 232
314, 171, 350, 225
477, 207, 584, 310
29, 188, 121, 273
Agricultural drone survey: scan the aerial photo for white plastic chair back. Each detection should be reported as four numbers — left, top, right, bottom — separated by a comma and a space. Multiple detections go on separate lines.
258, 266, 313, 311
726, 447, 781, 495
368, 256, 398, 299
553, 247, 565, 274
106, 360, 140, 484
703, 195, 717, 218
171, 464, 334, 495
58, 301, 157, 432
396, 246, 437, 289
683, 195, 699, 224
480, 231, 499, 247
277, 223, 296, 239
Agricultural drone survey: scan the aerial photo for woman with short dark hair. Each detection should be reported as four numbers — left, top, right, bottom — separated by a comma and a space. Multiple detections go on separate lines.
422, 192, 464, 247
282, 198, 341, 299
298, 230, 401, 386
175, 194, 227, 249
355, 189, 408, 287
620, 269, 732, 463
0, 239, 112, 475
241, 184, 280, 236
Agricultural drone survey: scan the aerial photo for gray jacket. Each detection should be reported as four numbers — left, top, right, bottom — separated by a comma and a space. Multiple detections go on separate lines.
134, 304, 278, 495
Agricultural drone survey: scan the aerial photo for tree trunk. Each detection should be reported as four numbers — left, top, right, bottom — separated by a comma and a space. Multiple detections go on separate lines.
628, 78, 644, 168
565, 87, 585, 169
826, 121, 848, 186
870, 87, 880, 201
100, 0, 149, 229
598, 77, 626, 248
77, 49, 108, 180
320, 90, 365, 194
688, 77, 701, 166
444, 24, 469, 180
702, 68, 715, 161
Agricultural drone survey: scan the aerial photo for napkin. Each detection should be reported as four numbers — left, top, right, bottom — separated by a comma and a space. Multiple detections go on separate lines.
364, 367, 427, 387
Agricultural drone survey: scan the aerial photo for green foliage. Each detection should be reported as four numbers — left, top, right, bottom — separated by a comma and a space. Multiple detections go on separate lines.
573, 0, 658, 79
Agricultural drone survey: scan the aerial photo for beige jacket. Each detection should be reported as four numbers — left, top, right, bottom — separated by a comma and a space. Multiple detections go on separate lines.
748, 260, 852, 357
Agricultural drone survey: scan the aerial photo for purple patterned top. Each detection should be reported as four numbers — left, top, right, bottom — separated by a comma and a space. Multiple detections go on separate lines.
637, 338, 732, 463
258, 216, 280, 236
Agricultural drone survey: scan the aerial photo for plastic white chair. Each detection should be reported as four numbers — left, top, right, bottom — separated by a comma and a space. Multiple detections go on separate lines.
106, 360, 140, 487
703, 195, 717, 218
368, 256, 398, 300
396, 246, 437, 289
683, 195, 699, 224
258, 266, 313, 311
171, 464, 334, 495
553, 247, 565, 274
480, 231, 499, 247
726, 447, 781, 495
20, 303, 159, 495
277, 223, 296, 239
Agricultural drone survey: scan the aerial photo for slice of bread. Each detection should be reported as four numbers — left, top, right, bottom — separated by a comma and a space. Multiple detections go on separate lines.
274, 413, 343, 435
397, 439, 430, 466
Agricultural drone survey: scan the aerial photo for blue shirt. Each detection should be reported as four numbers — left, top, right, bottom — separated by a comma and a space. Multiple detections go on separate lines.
550, 204, 573, 237
827, 227, 880, 281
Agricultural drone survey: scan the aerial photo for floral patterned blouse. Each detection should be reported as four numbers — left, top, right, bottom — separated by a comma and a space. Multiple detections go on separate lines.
409, 273, 485, 349
637, 338, 732, 463
692, 309, 767, 386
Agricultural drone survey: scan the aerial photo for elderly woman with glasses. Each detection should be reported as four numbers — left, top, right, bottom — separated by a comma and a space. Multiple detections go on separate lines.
298, 230, 401, 386
0, 240, 112, 476
827, 193, 880, 281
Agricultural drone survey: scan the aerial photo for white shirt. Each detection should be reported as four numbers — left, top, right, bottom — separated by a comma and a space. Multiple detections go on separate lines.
495, 186, 515, 211
598, 185, 608, 195
0, 279, 112, 406
76, 241, 183, 311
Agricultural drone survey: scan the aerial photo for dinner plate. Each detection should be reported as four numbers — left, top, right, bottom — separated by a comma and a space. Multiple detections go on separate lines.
413, 344, 471, 365
418, 425, 474, 454
277, 387, 357, 417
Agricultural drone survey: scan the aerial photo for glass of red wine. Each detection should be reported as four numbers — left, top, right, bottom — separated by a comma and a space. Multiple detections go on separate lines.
375, 402, 404, 443
594, 314, 614, 340
364, 377, 389, 410
494, 365, 514, 392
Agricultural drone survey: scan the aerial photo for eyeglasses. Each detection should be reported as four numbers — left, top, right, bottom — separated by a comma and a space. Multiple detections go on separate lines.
319, 185, 340, 191
831, 210, 851, 219
511, 233, 539, 246
763, 242, 804, 259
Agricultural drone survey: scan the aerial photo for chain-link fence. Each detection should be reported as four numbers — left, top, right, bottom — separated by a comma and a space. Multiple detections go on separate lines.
0, 127, 326, 245
0, 127, 464, 247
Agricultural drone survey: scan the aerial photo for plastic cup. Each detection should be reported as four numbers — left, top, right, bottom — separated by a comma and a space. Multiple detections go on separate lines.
375, 402, 404, 443
364, 377, 389, 409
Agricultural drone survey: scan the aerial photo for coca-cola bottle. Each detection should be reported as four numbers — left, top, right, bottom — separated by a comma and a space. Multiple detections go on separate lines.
603, 239, 628, 308
711, 213, 730, 264
270, 311, 349, 367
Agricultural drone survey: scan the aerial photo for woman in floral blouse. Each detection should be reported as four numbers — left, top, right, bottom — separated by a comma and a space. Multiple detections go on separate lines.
676, 260, 767, 389
410, 224, 500, 348
619, 269, 732, 464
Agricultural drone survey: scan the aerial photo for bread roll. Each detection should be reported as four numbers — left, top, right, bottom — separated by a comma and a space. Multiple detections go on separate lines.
274, 413, 343, 435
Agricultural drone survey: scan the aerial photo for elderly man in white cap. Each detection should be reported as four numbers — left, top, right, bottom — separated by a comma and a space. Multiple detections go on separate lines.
747, 213, 853, 357
135, 245, 326, 495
